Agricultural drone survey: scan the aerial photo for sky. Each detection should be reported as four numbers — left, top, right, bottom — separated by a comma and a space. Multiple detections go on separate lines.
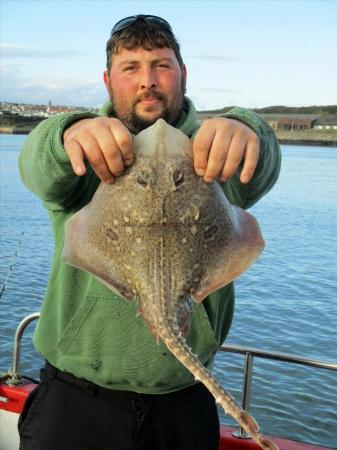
1, 0, 337, 110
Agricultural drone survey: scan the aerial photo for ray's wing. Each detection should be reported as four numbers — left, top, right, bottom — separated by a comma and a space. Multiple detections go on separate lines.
192, 205, 265, 302
62, 199, 133, 301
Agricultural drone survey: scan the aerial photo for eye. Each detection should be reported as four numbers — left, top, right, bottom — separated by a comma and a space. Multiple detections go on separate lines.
156, 62, 171, 70
123, 65, 136, 72
137, 176, 148, 188
137, 171, 151, 188
172, 170, 184, 187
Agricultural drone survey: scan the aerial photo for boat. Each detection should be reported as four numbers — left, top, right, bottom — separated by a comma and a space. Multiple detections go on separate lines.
1, 313, 336, 450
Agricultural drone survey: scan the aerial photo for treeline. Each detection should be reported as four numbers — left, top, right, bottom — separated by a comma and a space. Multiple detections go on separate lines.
199, 105, 337, 115
0, 114, 45, 127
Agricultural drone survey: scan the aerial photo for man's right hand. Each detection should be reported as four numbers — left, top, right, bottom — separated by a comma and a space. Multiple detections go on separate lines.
63, 117, 134, 184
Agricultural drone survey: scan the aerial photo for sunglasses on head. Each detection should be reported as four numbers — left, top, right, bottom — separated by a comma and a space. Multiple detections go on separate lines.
110, 14, 174, 36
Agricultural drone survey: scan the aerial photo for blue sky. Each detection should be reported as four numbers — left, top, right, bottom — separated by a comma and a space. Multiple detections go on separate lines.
1, 0, 337, 110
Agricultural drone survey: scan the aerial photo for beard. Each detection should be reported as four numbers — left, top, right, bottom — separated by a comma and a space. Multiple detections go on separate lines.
106, 84, 185, 134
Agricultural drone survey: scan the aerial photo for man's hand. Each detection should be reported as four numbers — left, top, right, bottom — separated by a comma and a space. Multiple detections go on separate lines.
63, 117, 133, 184
193, 117, 260, 184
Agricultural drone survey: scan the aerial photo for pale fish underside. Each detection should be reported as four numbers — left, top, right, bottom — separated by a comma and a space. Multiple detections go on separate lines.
62, 119, 278, 450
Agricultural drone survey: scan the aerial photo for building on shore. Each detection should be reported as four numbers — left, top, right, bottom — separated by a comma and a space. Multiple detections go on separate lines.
195, 112, 325, 132
312, 115, 337, 130
259, 114, 320, 131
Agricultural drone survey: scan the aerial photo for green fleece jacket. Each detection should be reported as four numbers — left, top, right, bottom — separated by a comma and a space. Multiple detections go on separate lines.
19, 97, 281, 393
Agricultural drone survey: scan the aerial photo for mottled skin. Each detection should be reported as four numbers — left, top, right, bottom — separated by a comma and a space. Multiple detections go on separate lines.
62, 119, 278, 450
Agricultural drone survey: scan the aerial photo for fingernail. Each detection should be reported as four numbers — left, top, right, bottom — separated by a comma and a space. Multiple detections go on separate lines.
124, 158, 133, 166
241, 174, 249, 183
196, 168, 205, 176
76, 166, 85, 175
220, 176, 227, 182
106, 178, 115, 184
203, 176, 213, 183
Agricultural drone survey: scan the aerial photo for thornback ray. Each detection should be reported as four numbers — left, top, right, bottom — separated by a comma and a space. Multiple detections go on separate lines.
62, 119, 278, 450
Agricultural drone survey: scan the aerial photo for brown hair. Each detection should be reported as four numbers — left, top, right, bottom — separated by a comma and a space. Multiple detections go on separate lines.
106, 22, 184, 72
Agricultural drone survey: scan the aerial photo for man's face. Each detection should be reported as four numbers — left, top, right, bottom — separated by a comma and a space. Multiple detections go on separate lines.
104, 47, 187, 134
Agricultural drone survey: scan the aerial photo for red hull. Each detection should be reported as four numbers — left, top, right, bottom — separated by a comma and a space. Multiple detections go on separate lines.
0, 380, 332, 450
219, 426, 330, 450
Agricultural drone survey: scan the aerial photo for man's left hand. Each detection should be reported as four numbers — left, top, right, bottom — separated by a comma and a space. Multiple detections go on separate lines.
193, 117, 260, 184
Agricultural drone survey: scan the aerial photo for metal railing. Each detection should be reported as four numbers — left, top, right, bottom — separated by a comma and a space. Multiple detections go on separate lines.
4, 312, 337, 442
219, 344, 337, 438
5, 312, 40, 385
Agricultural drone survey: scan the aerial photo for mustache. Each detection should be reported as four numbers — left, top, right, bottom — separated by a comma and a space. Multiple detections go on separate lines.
135, 90, 166, 103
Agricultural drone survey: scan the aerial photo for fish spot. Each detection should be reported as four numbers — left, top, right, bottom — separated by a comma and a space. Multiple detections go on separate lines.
190, 225, 197, 235
113, 219, 119, 226
136, 237, 142, 244
194, 209, 200, 221
126, 226, 133, 235
124, 215, 130, 223
182, 237, 187, 244
204, 224, 218, 239
106, 228, 118, 241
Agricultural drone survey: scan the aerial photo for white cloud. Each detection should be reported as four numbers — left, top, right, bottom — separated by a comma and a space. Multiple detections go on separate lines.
0, 64, 107, 107
1, 44, 82, 59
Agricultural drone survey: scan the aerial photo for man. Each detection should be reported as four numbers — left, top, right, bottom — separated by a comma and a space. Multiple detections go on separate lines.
18, 14, 281, 450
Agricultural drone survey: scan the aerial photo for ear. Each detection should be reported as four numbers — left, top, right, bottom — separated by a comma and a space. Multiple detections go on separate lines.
181, 64, 187, 93
103, 70, 110, 90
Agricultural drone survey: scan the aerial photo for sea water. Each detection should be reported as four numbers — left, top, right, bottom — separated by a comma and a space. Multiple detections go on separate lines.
0, 134, 336, 447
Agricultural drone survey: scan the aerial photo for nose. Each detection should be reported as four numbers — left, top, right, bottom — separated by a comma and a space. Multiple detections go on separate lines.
140, 67, 157, 90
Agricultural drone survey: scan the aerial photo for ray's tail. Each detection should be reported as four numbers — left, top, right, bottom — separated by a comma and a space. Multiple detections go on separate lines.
157, 322, 279, 450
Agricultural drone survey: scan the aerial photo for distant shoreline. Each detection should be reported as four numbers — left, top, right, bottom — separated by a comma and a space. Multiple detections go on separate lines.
277, 139, 337, 147
1, 126, 336, 148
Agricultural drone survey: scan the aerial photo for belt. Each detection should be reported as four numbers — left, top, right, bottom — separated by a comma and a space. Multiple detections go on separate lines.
43, 361, 203, 402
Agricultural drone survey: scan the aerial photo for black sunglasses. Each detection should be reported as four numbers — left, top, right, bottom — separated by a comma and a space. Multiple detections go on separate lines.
111, 14, 174, 36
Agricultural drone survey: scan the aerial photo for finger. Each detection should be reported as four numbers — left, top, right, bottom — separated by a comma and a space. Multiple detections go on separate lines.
82, 136, 115, 184
220, 132, 247, 182
192, 122, 216, 176
240, 135, 259, 183
109, 119, 134, 166
64, 140, 87, 176
96, 131, 125, 177
203, 130, 232, 183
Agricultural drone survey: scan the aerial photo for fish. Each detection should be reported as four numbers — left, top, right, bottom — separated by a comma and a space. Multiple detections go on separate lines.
62, 119, 278, 450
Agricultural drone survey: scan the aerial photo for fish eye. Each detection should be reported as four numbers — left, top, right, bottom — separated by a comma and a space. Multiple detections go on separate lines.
172, 170, 184, 187
136, 170, 151, 188
137, 176, 148, 188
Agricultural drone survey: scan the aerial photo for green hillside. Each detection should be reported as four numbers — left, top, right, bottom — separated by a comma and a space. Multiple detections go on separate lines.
199, 105, 337, 115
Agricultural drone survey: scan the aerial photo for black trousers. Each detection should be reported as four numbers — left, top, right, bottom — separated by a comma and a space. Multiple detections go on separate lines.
19, 362, 220, 450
